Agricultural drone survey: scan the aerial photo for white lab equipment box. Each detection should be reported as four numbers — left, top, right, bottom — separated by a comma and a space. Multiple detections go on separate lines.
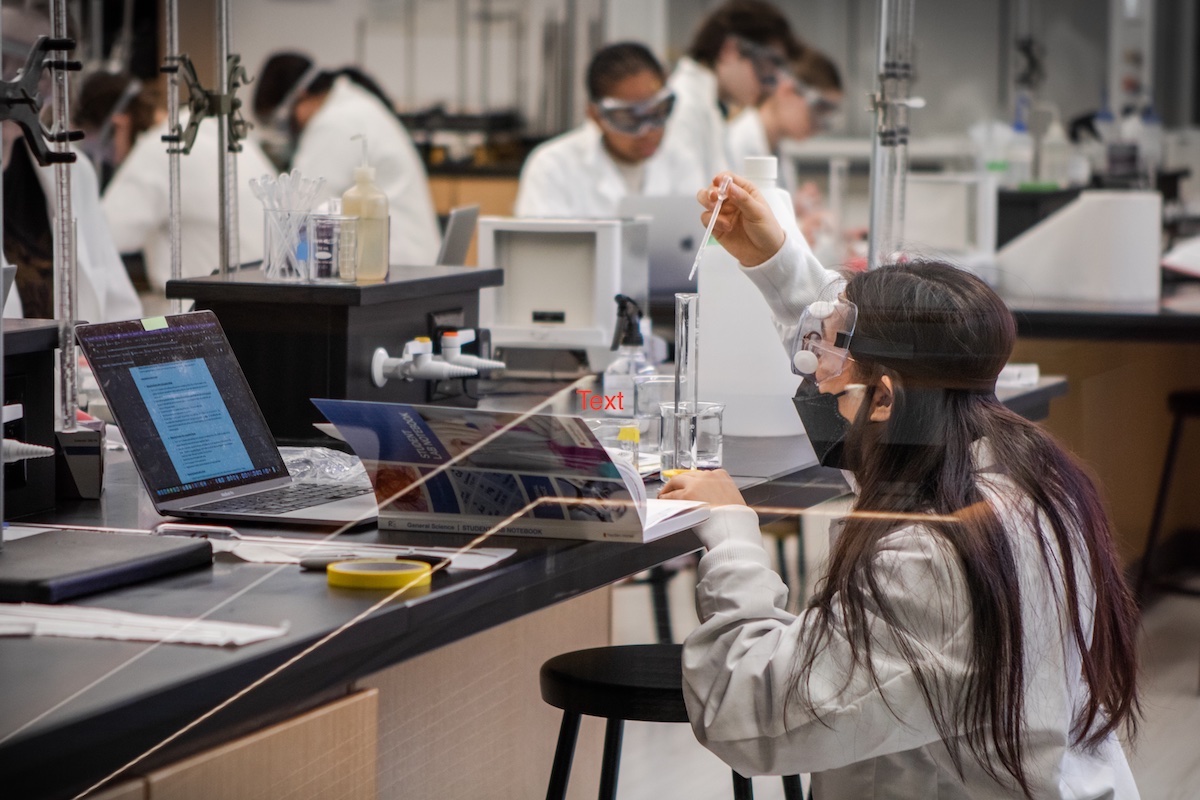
477, 217, 649, 371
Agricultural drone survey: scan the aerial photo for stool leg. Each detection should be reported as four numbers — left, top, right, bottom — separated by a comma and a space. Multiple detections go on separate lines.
648, 566, 674, 644
782, 774, 804, 800
546, 711, 581, 800
598, 718, 624, 800
1136, 412, 1186, 602
775, 537, 790, 590
732, 771, 754, 800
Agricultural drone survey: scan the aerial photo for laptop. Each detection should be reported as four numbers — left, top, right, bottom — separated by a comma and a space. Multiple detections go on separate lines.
617, 195, 708, 298
436, 204, 480, 266
75, 311, 378, 527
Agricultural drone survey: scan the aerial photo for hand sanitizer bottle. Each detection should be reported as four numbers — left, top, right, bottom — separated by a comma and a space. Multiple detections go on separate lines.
341, 134, 390, 282
604, 295, 654, 417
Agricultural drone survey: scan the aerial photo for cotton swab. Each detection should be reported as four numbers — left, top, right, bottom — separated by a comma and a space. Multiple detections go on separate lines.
688, 175, 733, 281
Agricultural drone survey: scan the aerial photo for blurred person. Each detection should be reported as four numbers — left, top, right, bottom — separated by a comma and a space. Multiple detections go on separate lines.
253, 52, 440, 266
1, 2, 141, 322
727, 48, 843, 167
662, 0, 803, 187
82, 71, 276, 291
515, 42, 695, 218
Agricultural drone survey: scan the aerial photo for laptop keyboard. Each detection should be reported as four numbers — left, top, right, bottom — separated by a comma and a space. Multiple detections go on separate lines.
189, 482, 373, 514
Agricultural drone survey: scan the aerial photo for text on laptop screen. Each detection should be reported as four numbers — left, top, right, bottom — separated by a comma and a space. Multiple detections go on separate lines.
77, 313, 288, 500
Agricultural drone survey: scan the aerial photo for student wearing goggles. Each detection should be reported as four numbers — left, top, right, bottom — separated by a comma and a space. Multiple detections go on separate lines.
514, 43, 696, 219
660, 0, 804, 185
661, 172, 1139, 800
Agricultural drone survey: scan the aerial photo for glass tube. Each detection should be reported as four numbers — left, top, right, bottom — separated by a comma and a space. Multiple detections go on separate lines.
672, 293, 699, 469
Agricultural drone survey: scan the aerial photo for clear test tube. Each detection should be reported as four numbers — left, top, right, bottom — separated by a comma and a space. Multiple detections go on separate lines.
672, 293, 700, 470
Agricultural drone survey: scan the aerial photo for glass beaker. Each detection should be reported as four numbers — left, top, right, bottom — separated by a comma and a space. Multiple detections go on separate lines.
659, 401, 725, 471
308, 213, 358, 282
263, 208, 309, 282
633, 374, 674, 469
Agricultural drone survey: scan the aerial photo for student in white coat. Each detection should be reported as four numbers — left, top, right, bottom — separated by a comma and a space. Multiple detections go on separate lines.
83, 73, 276, 290
253, 53, 440, 267
661, 176, 1141, 799
514, 43, 696, 218
726, 48, 843, 168
2, 125, 142, 323
662, 0, 802, 188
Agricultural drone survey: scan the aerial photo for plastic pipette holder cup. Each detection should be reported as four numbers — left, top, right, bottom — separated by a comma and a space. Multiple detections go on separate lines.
659, 401, 724, 471
263, 208, 310, 282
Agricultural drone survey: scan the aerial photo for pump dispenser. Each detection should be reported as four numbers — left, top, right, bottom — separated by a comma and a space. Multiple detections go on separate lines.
603, 294, 654, 417
342, 134, 390, 282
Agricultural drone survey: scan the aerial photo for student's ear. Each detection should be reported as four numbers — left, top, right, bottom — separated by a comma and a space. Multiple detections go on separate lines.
869, 374, 893, 423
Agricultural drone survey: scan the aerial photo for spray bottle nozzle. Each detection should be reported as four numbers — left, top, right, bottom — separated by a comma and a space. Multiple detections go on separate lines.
611, 294, 644, 350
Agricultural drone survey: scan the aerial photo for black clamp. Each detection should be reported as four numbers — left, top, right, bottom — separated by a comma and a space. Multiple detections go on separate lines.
161, 53, 253, 155
0, 36, 83, 166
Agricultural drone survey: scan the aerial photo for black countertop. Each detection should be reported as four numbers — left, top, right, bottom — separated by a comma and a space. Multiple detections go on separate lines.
165, 265, 503, 307
1007, 281, 1200, 341
0, 380, 1065, 798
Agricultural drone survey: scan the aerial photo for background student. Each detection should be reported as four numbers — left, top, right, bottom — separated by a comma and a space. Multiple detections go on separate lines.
253, 52, 441, 266
514, 42, 695, 218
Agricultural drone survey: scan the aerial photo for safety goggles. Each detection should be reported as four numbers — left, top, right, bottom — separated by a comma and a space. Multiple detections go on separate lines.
798, 81, 842, 132
789, 294, 858, 381
733, 36, 790, 94
595, 87, 675, 135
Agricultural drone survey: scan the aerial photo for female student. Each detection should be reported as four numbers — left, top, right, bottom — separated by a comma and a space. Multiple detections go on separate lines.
661, 175, 1141, 798
253, 53, 441, 267
514, 42, 695, 218
662, 0, 803, 188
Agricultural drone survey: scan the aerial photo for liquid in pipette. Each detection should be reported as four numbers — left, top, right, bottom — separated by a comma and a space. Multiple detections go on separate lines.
688, 175, 733, 281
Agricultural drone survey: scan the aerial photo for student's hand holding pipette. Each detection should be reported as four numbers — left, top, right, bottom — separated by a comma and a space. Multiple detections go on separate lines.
695, 172, 786, 268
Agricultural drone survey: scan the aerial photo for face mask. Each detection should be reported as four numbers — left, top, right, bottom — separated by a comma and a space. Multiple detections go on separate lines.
792, 379, 852, 469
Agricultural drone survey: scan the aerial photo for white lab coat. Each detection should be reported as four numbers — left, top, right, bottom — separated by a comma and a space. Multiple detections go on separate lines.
662, 56, 730, 189
513, 122, 699, 218
102, 117, 276, 290
3, 146, 142, 323
726, 108, 771, 170
292, 77, 440, 267
681, 239, 1139, 799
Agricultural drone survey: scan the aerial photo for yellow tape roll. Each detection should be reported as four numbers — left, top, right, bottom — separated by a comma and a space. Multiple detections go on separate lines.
327, 559, 433, 590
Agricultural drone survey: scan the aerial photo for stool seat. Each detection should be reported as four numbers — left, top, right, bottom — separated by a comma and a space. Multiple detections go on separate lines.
1168, 390, 1200, 417
539, 644, 807, 800
540, 644, 689, 723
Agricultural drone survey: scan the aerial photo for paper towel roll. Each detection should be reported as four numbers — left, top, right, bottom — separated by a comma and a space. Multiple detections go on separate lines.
996, 190, 1161, 304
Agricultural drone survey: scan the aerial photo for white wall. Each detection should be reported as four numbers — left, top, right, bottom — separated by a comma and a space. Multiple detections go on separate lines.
232, 0, 1121, 139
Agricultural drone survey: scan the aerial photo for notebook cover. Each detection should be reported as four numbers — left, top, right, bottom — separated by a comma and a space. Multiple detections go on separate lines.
0, 530, 213, 603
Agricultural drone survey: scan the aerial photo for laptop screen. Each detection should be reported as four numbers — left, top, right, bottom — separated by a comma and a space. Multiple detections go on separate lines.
616, 195, 706, 298
76, 311, 288, 501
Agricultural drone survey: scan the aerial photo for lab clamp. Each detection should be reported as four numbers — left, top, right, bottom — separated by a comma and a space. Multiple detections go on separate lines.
371, 330, 506, 387
0, 35, 83, 166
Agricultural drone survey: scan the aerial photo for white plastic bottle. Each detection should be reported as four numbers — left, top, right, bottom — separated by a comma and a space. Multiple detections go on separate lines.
1005, 118, 1033, 189
341, 134, 390, 282
743, 156, 804, 240
1038, 117, 1072, 188
603, 295, 654, 417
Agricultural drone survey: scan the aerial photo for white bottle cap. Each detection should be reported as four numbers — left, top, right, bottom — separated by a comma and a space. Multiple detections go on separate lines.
743, 156, 778, 181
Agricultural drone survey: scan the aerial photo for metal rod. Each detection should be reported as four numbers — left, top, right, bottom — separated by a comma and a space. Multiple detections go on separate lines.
216, 0, 237, 276
164, 0, 182, 312
1, 6, 6, 538
51, 0, 77, 432
866, 0, 915, 269
457, 0, 469, 112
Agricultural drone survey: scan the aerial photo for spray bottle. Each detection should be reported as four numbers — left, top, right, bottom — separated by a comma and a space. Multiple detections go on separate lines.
603, 294, 654, 417
342, 134, 390, 282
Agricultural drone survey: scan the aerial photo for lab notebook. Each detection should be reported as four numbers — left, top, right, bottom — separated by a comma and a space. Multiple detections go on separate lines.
313, 399, 709, 543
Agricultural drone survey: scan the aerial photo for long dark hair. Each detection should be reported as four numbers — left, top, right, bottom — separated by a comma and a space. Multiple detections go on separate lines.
253, 52, 396, 123
789, 261, 1139, 796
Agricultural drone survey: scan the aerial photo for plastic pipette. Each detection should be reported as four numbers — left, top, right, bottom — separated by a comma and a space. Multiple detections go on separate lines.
688, 175, 733, 281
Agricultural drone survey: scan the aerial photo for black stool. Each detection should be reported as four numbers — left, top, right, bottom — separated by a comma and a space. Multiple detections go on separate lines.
540, 644, 805, 800
1136, 390, 1200, 601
